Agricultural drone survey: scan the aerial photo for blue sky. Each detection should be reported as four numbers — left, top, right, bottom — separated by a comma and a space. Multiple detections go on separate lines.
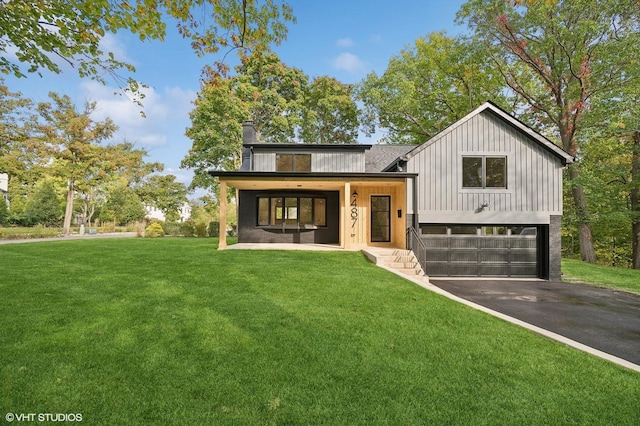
4, 1, 466, 196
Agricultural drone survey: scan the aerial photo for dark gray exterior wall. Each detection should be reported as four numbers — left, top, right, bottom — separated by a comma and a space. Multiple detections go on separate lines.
549, 215, 562, 280
237, 190, 340, 244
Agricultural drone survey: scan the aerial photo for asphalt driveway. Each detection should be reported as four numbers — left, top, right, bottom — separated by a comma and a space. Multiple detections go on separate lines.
430, 279, 640, 366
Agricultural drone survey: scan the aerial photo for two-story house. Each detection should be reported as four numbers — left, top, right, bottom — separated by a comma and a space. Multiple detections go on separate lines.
210, 102, 574, 280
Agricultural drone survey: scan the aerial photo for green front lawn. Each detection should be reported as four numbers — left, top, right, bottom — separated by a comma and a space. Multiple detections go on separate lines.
562, 258, 640, 295
1, 239, 638, 425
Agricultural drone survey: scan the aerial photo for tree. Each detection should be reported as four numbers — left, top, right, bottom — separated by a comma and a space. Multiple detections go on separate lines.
137, 174, 188, 221
182, 51, 308, 190
75, 142, 160, 226
562, 130, 634, 266
300, 76, 359, 144
632, 131, 640, 268
0, 80, 32, 174
23, 180, 62, 226
36, 93, 117, 234
0, 1, 295, 99
107, 142, 163, 187
0, 195, 8, 226
581, 45, 640, 268
230, 51, 308, 142
0, 79, 47, 210
456, 0, 640, 263
183, 51, 362, 192
356, 31, 512, 145
101, 185, 147, 226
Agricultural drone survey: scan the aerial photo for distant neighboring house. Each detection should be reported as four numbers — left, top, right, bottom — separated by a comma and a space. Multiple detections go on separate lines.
210, 102, 575, 280
144, 202, 192, 222
0, 173, 8, 206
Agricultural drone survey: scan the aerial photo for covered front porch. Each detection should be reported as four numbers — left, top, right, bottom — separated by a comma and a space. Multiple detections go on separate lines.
215, 174, 411, 250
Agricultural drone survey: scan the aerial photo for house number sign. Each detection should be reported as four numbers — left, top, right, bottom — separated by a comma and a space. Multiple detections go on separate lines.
351, 192, 358, 228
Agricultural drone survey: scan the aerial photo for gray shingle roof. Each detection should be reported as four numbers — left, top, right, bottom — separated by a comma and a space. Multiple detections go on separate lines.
365, 144, 416, 172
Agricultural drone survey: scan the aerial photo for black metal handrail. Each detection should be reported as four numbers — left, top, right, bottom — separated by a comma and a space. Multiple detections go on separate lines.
406, 226, 427, 273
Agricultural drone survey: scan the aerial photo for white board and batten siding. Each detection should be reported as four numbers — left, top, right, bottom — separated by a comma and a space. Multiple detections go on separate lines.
407, 110, 564, 225
252, 151, 366, 173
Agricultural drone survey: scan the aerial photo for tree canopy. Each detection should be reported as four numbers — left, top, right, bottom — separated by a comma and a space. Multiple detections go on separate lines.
0, 82, 161, 229
356, 31, 511, 145
36, 93, 118, 234
138, 174, 189, 221
0, 0, 295, 97
182, 51, 360, 191
300, 76, 359, 145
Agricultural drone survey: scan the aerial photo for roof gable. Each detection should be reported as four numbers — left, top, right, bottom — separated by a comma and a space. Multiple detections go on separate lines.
405, 101, 575, 165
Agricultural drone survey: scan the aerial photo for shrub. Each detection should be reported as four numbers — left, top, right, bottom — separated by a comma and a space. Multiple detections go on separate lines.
0, 226, 60, 240
100, 222, 115, 233
23, 181, 62, 226
161, 222, 181, 236
195, 222, 208, 237
180, 221, 195, 237
208, 221, 219, 237
145, 222, 165, 238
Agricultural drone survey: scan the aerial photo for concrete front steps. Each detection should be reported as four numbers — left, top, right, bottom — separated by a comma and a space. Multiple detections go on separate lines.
362, 248, 429, 283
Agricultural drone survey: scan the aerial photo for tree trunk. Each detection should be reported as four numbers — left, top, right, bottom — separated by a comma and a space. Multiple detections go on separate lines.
62, 179, 75, 235
631, 131, 640, 269
567, 165, 597, 263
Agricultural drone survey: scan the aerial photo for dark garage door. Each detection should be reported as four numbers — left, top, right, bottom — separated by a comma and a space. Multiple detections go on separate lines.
422, 228, 538, 277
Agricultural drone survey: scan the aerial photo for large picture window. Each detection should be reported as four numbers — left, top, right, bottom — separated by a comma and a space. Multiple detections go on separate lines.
257, 196, 327, 227
462, 156, 507, 188
276, 154, 311, 172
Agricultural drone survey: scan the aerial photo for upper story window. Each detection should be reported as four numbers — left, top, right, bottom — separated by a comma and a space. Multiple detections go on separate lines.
276, 154, 311, 172
462, 156, 507, 189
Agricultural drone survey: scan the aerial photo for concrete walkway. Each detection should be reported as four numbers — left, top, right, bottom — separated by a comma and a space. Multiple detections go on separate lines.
0, 232, 138, 244
223, 242, 345, 251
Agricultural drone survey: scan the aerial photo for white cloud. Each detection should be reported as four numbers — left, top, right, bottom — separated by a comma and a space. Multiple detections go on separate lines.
165, 167, 194, 186
336, 38, 354, 48
98, 33, 137, 67
332, 52, 365, 74
80, 81, 196, 149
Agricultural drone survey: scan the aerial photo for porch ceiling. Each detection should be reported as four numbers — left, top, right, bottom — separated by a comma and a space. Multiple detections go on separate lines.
221, 176, 406, 191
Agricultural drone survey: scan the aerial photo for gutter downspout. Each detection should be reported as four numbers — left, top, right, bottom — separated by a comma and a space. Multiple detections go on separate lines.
412, 175, 419, 230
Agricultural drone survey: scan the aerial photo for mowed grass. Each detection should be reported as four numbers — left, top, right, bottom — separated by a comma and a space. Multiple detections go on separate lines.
562, 258, 640, 295
1, 239, 638, 425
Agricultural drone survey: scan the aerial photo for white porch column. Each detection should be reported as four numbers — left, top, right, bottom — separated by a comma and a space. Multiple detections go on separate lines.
218, 180, 227, 249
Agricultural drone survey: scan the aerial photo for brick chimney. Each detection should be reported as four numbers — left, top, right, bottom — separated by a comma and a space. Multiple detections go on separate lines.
242, 121, 257, 145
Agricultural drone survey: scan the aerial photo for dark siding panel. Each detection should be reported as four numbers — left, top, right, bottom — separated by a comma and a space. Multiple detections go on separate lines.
238, 190, 340, 244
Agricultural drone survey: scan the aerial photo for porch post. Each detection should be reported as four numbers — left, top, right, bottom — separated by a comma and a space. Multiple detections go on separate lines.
343, 182, 351, 250
219, 180, 227, 249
